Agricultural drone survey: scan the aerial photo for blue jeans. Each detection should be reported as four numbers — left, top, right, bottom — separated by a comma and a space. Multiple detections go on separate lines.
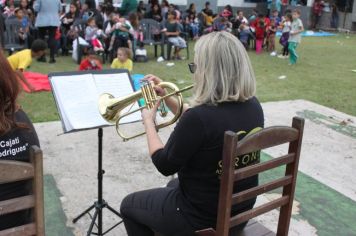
190, 23, 199, 37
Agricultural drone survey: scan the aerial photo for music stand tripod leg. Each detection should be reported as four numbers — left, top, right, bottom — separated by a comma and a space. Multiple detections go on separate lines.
87, 208, 99, 236
72, 128, 122, 235
106, 203, 122, 218
72, 204, 96, 223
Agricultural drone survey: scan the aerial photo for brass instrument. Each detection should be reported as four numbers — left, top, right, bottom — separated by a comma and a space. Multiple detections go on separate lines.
98, 80, 193, 141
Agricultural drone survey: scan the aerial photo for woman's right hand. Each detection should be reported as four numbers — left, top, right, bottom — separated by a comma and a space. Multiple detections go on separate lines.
144, 74, 166, 96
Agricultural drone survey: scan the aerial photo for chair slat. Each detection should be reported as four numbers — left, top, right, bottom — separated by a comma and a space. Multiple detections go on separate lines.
195, 117, 304, 236
0, 161, 34, 184
0, 195, 35, 215
230, 196, 290, 227
31, 146, 45, 236
236, 127, 299, 156
234, 153, 295, 181
232, 176, 293, 204
0, 223, 36, 236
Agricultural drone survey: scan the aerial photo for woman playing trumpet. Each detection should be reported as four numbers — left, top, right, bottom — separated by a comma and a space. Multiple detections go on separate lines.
120, 31, 264, 236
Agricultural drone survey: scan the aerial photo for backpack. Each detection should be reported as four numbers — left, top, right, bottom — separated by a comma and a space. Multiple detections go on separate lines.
134, 48, 148, 62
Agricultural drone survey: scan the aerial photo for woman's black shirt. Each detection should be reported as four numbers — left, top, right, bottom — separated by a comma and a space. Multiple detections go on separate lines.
152, 97, 264, 228
0, 109, 40, 230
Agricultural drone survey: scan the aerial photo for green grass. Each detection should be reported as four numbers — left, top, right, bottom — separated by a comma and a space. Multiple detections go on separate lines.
19, 34, 356, 122
260, 153, 356, 236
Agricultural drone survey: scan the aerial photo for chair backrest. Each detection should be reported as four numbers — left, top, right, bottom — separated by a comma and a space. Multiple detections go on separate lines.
0, 146, 45, 236
4, 18, 23, 45
139, 18, 163, 44
72, 19, 88, 38
197, 117, 304, 236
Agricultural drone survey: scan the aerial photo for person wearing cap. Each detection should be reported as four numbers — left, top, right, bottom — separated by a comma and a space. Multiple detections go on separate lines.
214, 9, 232, 32
223, 4, 233, 20
202, 1, 211, 15
221, 9, 232, 19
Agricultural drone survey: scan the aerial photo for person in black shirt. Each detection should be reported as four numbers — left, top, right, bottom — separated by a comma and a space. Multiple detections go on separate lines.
144, 3, 162, 22
202, 1, 211, 15
120, 31, 264, 236
61, 2, 80, 55
136, 0, 147, 19
0, 50, 40, 230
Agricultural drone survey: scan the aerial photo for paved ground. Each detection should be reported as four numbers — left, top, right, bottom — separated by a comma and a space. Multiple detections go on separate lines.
35, 100, 356, 236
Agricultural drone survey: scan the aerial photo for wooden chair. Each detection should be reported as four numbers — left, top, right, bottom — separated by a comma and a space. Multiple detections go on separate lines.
196, 117, 305, 236
0, 146, 45, 236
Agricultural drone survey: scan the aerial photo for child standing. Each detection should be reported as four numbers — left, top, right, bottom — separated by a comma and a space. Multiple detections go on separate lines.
288, 10, 304, 65
255, 18, 265, 54
270, 10, 281, 25
267, 18, 277, 54
238, 23, 252, 50
278, 13, 292, 59
14, 8, 29, 46
111, 47, 133, 72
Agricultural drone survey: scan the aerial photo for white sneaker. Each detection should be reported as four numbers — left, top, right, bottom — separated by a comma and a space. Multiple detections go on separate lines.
278, 55, 285, 59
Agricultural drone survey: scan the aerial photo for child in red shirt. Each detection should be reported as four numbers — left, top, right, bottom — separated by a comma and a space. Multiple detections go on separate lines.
255, 18, 265, 54
78, 54, 103, 71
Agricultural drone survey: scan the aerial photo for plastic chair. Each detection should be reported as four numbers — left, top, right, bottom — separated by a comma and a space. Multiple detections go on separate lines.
4, 18, 26, 55
139, 18, 165, 58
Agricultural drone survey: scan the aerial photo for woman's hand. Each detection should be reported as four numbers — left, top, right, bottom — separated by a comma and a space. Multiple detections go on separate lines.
144, 74, 166, 96
141, 100, 161, 126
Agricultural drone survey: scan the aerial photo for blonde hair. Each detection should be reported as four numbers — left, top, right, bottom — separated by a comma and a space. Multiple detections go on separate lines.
117, 47, 132, 59
192, 31, 256, 106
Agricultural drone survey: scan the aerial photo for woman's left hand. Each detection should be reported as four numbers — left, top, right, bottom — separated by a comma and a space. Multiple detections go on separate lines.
141, 100, 161, 126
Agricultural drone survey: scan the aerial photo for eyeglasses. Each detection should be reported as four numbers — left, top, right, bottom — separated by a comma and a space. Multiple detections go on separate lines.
188, 62, 196, 74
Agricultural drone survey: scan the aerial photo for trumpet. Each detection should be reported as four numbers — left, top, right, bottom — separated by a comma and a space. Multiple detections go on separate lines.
98, 80, 193, 141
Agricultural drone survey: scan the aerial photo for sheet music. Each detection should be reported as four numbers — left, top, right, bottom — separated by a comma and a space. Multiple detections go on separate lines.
93, 73, 141, 124
50, 71, 142, 133
51, 74, 109, 131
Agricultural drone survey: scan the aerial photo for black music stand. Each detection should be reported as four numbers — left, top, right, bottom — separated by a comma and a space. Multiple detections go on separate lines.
48, 70, 138, 235
72, 128, 123, 236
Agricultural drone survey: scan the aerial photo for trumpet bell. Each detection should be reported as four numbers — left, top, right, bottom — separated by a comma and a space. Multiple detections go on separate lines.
99, 90, 142, 123
98, 93, 118, 123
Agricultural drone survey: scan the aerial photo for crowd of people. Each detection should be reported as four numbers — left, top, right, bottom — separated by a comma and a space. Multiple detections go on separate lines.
0, 0, 307, 75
